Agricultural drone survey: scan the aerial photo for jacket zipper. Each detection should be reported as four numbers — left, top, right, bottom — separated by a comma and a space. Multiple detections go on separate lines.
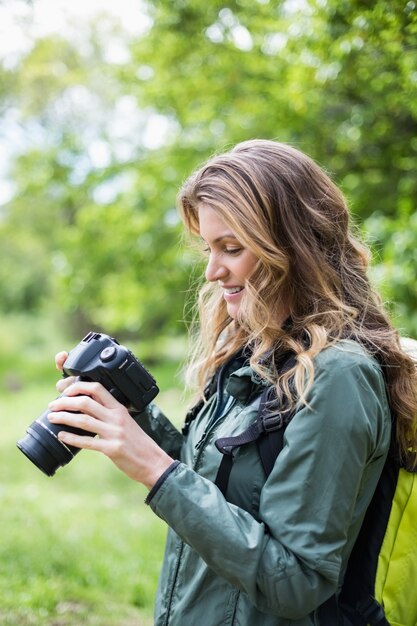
163, 360, 237, 625
194, 395, 235, 451
163, 540, 185, 626
230, 589, 240, 625
194, 360, 233, 451
163, 400, 237, 624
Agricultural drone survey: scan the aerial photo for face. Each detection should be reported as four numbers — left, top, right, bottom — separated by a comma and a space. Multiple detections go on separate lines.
198, 204, 258, 320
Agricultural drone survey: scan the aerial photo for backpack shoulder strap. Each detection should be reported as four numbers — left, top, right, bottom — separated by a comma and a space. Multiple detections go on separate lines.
214, 384, 289, 495
337, 439, 399, 626
214, 352, 297, 496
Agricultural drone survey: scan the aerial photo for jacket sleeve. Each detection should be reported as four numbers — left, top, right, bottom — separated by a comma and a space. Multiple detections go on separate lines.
131, 404, 184, 460
146, 354, 391, 619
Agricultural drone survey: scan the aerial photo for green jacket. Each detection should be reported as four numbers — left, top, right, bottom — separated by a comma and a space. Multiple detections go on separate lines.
138, 341, 391, 626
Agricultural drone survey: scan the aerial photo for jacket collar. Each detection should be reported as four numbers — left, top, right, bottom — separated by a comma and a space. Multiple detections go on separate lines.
225, 365, 269, 403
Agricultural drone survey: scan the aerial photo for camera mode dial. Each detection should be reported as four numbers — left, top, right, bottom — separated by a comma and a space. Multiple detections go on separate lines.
100, 346, 117, 362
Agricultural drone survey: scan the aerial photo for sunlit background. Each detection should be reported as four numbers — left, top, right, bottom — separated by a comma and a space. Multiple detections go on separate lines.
0, 0, 416, 624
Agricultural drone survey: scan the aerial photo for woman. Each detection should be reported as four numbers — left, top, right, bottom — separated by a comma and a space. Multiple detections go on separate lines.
48, 140, 417, 625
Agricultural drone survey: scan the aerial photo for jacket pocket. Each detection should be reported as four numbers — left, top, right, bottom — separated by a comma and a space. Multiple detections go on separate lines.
224, 443, 265, 520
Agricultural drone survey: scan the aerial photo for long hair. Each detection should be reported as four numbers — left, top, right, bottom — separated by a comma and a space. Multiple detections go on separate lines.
178, 139, 417, 469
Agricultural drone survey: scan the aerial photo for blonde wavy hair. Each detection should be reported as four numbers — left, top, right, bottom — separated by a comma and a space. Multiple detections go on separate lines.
178, 139, 417, 470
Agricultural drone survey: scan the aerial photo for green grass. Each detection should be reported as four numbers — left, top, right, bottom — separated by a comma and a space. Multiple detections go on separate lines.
0, 316, 188, 625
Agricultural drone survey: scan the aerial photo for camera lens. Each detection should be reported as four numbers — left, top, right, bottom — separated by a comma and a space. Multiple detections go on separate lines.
16, 405, 86, 476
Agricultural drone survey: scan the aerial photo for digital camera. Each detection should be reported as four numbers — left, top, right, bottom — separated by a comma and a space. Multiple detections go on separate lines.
16, 331, 159, 476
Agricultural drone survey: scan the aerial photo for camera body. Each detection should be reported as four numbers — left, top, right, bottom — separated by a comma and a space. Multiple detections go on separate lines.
62, 331, 159, 410
16, 332, 159, 476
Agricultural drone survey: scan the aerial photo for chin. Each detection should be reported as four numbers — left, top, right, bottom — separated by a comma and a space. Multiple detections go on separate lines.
227, 305, 240, 320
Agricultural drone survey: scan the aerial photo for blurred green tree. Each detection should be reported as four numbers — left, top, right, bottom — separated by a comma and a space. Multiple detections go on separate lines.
0, 0, 415, 337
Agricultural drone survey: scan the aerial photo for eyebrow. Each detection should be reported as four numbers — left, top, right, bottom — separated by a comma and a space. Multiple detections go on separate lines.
200, 233, 239, 244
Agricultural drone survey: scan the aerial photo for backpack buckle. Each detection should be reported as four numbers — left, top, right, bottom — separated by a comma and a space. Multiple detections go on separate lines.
260, 412, 285, 433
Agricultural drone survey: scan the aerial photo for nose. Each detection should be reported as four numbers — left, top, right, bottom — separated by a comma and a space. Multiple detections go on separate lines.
205, 253, 228, 283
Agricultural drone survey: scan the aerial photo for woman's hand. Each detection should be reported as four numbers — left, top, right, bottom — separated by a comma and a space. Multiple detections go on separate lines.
48, 364, 174, 489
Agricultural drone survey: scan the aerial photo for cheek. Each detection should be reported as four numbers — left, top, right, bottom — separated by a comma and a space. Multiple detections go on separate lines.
239, 255, 258, 281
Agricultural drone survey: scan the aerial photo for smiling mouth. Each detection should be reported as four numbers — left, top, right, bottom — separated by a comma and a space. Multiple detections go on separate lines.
224, 287, 243, 295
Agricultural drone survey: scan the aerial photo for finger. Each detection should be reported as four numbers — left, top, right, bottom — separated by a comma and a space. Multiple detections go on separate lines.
56, 376, 76, 393
57, 429, 117, 457
48, 409, 110, 437
62, 380, 122, 409
57, 430, 107, 452
55, 351, 68, 371
48, 393, 110, 422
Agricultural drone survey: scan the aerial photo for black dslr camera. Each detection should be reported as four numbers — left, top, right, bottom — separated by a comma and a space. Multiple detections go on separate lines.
17, 332, 159, 477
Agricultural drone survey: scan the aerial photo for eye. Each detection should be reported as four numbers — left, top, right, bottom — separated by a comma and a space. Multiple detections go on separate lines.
224, 247, 242, 255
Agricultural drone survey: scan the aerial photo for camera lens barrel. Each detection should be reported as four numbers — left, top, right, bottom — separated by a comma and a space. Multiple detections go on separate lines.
16, 405, 84, 476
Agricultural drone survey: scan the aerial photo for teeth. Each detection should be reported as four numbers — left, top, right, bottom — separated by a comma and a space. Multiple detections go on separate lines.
225, 287, 242, 294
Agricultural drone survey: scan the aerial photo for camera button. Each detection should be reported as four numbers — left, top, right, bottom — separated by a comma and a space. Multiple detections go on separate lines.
100, 346, 117, 362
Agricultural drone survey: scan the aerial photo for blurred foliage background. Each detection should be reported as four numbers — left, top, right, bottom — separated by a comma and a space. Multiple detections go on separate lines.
0, 1, 416, 623
0, 0, 416, 357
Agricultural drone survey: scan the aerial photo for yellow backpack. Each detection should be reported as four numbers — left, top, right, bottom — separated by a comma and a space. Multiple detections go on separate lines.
375, 468, 417, 626
338, 337, 417, 626
337, 457, 417, 626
